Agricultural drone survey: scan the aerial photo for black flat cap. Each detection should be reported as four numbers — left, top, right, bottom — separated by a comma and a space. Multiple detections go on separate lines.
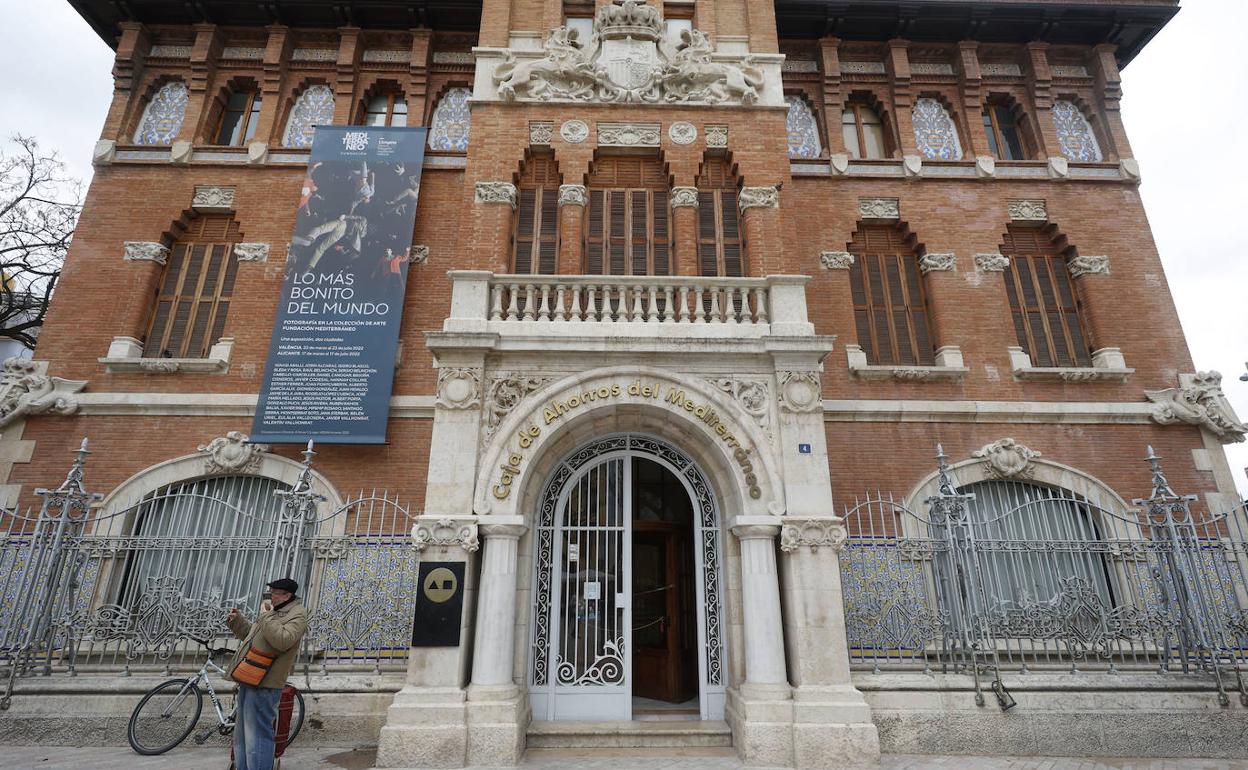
267, 578, 299, 593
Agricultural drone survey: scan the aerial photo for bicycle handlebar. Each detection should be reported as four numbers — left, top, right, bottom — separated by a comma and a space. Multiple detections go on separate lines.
190, 636, 235, 658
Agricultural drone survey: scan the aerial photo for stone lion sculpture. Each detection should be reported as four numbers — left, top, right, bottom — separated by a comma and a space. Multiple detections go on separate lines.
660, 29, 764, 105
494, 27, 604, 102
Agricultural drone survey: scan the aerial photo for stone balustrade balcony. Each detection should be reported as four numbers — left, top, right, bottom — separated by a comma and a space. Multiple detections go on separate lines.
440, 271, 817, 341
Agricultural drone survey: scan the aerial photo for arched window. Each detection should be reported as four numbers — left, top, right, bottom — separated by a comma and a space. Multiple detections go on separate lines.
361, 92, 408, 127
959, 479, 1113, 611
283, 84, 335, 148
427, 87, 472, 152
144, 214, 242, 359
847, 224, 934, 365
118, 475, 290, 606
1000, 224, 1092, 367
513, 152, 561, 274
585, 156, 670, 276
696, 158, 743, 277
842, 99, 888, 159
213, 86, 263, 146
982, 99, 1031, 160
134, 81, 189, 145
912, 97, 963, 160
785, 95, 822, 159
1052, 99, 1103, 162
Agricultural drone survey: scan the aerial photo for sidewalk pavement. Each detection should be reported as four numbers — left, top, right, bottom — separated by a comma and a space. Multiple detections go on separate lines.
2, 747, 1246, 770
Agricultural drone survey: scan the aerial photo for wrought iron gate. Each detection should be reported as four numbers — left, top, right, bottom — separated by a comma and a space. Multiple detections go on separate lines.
529, 434, 726, 721
0, 441, 419, 709
840, 446, 1248, 708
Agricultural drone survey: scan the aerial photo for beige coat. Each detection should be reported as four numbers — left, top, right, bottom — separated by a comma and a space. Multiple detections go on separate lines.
226, 598, 308, 689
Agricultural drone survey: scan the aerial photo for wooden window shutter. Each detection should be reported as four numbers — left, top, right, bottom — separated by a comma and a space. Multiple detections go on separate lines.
847, 224, 935, 365
585, 156, 671, 275
1000, 225, 1093, 367
512, 154, 560, 274
695, 159, 744, 277
144, 214, 242, 359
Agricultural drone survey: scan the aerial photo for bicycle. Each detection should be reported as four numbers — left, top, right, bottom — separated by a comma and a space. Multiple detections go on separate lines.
127, 638, 305, 756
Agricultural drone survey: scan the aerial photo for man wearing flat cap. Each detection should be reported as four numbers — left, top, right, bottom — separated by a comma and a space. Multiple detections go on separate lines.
225, 578, 308, 770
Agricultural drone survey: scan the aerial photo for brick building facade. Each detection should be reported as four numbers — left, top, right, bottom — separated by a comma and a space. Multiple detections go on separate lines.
2, 0, 1246, 765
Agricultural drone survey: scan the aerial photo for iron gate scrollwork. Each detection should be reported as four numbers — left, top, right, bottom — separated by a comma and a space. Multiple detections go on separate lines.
0, 440, 420, 709
840, 445, 1248, 708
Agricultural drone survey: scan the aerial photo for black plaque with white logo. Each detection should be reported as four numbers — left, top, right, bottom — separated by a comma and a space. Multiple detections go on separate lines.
412, 561, 466, 647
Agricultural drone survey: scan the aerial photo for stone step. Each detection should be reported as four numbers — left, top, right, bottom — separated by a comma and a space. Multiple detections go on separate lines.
526, 720, 734, 749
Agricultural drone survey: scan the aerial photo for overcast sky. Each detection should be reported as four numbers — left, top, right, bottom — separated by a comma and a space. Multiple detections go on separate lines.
1, 1, 1244, 494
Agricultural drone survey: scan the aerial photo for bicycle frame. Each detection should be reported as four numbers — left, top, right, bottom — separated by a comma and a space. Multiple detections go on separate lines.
165, 655, 235, 731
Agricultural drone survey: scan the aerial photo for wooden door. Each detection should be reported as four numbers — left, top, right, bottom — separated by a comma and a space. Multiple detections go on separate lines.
631, 523, 697, 703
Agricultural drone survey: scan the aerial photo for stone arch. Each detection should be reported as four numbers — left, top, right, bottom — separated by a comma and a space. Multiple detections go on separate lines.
902, 442, 1132, 514
474, 366, 784, 523
98, 443, 343, 526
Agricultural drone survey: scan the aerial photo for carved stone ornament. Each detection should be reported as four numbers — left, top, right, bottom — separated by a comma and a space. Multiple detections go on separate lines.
484, 373, 554, 443
669, 121, 697, 145
437, 367, 482, 410
859, 198, 900, 220
973, 438, 1042, 480
0, 358, 87, 429
414, 517, 480, 552
975, 253, 1010, 272
124, 241, 170, 265
411, 245, 430, 265
1068, 255, 1109, 278
560, 119, 590, 143
708, 377, 770, 436
233, 243, 269, 262
1008, 199, 1048, 222
670, 187, 699, 208
1146, 371, 1248, 444
529, 121, 554, 145
739, 186, 780, 211
779, 518, 848, 553
705, 125, 728, 148
919, 252, 956, 274
599, 122, 660, 146
820, 251, 854, 270
778, 371, 821, 413
197, 431, 270, 474
559, 184, 589, 207
475, 182, 518, 208
493, 1, 765, 106
192, 185, 236, 211
139, 360, 181, 373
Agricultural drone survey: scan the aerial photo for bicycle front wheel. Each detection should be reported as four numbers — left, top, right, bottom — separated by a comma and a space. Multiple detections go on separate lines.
128, 678, 203, 755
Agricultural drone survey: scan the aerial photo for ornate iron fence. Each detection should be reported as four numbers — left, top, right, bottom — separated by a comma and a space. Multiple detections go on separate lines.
0, 441, 419, 709
840, 446, 1248, 709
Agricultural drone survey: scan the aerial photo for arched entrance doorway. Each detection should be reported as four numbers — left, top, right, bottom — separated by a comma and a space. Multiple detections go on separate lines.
527, 434, 725, 722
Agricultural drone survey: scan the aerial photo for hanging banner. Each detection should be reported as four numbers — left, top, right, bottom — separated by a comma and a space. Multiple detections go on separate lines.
252, 125, 427, 444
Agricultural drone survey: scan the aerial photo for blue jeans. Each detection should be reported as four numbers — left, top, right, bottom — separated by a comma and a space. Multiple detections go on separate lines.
234, 684, 283, 770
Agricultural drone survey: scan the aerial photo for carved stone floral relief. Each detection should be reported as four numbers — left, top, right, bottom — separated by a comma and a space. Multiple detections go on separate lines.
972, 438, 1042, 479
197, 431, 270, 474
437, 368, 483, 410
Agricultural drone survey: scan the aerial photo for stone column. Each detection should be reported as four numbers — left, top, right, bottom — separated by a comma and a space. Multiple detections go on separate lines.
469, 521, 527, 690
465, 520, 529, 766
739, 186, 781, 276
734, 524, 788, 687
727, 521, 794, 767
556, 184, 587, 275
671, 187, 700, 276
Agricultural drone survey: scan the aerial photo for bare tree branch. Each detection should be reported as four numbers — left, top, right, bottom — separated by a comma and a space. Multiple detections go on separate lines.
0, 135, 81, 351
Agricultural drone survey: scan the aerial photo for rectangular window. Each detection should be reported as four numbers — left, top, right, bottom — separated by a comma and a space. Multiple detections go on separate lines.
144, 215, 242, 358
1001, 226, 1092, 367
215, 91, 262, 146
848, 225, 935, 366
